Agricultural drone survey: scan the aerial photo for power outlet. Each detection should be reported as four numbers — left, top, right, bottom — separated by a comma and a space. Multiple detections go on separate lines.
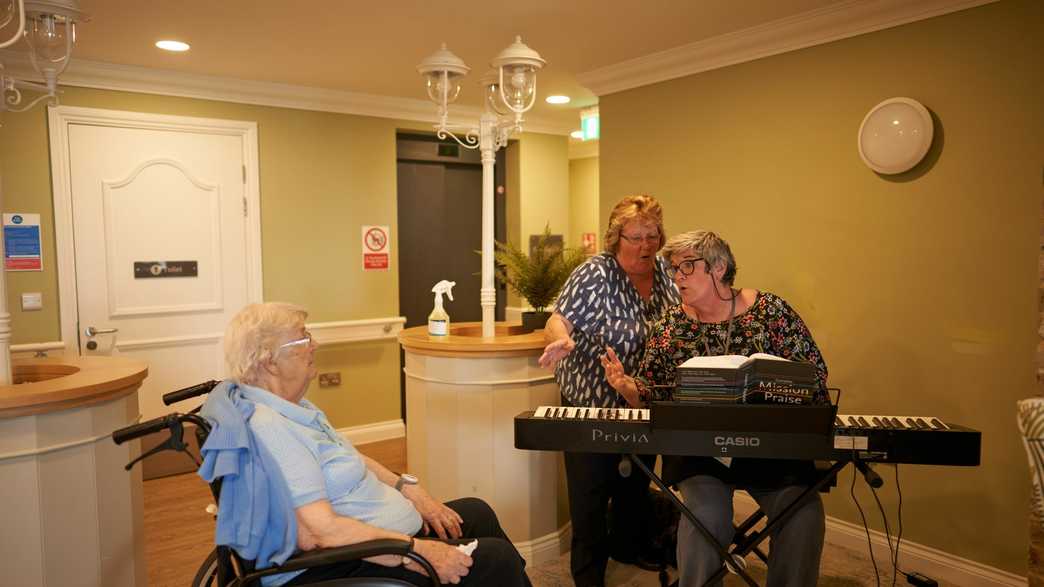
318, 372, 342, 388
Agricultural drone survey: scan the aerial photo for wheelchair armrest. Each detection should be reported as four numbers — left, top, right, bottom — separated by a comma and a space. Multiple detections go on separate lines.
240, 538, 440, 586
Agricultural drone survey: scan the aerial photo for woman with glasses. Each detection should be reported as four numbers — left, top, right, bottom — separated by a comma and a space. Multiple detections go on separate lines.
201, 302, 532, 586
538, 195, 679, 587
601, 230, 828, 587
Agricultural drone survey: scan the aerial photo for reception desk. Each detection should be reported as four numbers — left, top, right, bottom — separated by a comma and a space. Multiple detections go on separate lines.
0, 356, 149, 587
399, 323, 564, 564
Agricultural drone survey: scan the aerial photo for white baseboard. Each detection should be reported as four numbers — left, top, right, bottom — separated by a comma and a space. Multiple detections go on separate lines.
515, 523, 571, 567
733, 494, 1026, 586
336, 420, 405, 446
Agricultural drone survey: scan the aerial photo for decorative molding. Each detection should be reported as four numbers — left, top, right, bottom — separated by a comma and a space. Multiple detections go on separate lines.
115, 332, 223, 352
10, 341, 65, 356
309, 317, 405, 345
577, 0, 1000, 96
336, 419, 404, 447
514, 523, 571, 567
733, 493, 1025, 586
0, 50, 575, 136
403, 369, 553, 387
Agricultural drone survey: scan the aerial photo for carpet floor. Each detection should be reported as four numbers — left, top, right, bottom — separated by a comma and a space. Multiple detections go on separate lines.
526, 542, 903, 587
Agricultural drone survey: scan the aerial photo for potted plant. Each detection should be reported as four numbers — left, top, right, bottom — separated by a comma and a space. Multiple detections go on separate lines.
494, 225, 587, 333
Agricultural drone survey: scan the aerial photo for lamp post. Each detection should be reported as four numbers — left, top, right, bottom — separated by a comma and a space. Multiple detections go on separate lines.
417, 37, 545, 338
0, 0, 85, 384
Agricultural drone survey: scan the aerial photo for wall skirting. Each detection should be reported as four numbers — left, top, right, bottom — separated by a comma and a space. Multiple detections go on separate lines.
337, 419, 405, 446
515, 523, 571, 567
734, 493, 1025, 586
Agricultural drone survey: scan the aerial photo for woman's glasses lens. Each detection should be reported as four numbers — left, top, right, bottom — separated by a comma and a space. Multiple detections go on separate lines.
670, 258, 703, 276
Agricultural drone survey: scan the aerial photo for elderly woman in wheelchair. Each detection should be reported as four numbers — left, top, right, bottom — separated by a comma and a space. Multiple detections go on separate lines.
197, 302, 531, 586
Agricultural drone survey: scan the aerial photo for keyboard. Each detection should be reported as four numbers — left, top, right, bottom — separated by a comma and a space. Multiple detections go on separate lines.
515, 405, 980, 466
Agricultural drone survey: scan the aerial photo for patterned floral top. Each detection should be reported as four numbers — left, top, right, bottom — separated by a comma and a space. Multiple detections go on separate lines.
554, 253, 679, 408
634, 292, 829, 486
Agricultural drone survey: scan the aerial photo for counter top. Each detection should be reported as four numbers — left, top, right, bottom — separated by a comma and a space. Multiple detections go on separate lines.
399, 322, 546, 357
0, 355, 149, 418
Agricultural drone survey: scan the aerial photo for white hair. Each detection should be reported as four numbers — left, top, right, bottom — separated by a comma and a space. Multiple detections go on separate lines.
224, 302, 308, 385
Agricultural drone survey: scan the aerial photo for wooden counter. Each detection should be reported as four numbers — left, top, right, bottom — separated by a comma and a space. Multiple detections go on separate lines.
0, 355, 149, 587
399, 322, 565, 565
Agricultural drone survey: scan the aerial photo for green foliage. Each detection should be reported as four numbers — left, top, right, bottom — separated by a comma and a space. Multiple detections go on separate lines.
494, 225, 587, 312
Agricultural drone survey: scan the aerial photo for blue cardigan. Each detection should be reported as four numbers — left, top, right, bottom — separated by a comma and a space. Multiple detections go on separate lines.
198, 380, 297, 569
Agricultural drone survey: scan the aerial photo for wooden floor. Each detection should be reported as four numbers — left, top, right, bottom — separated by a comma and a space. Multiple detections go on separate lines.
142, 438, 406, 587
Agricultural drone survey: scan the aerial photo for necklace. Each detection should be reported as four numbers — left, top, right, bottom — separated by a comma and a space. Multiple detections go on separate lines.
698, 291, 737, 356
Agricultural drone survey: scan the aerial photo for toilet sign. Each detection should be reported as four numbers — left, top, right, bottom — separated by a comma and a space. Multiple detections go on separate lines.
362, 225, 390, 270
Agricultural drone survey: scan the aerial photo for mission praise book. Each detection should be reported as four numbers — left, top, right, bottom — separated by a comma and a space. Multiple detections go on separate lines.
675, 353, 818, 405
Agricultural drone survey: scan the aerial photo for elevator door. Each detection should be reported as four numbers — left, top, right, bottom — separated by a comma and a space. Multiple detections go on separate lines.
397, 160, 485, 328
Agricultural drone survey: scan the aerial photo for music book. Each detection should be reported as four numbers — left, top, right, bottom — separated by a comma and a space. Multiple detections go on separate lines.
675, 353, 818, 405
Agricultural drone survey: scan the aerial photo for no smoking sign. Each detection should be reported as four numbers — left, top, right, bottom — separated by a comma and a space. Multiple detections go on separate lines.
361, 225, 390, 270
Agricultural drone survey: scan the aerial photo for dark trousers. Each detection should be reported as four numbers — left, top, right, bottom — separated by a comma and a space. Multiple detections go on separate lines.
286, 497, 531, 586
564, 449, 656, 587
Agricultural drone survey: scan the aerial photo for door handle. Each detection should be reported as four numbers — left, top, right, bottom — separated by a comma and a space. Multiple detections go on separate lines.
84, 326, 119, 337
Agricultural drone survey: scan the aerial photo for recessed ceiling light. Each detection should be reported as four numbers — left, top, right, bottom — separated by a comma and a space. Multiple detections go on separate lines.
156, 40, 190, 52
546, 95, 571, 105
570, 130, 583, 139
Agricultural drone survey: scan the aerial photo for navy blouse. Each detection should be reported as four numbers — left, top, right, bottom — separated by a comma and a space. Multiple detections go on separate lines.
553, 252, 679, 408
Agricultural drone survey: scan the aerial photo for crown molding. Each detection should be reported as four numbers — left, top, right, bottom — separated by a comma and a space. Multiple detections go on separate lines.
577, 0, 999, 96
0, 50, 575, 135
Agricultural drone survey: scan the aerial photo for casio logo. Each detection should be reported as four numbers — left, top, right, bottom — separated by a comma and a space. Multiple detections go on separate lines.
714, 436, 761, 447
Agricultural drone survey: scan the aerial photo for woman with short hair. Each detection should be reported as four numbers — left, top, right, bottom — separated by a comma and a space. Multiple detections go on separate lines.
539, 195, 679, 586
602, 230, 828, 586
206, 302, 531, 587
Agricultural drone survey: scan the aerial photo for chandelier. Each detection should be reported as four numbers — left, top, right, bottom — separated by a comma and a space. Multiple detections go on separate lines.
0, 0, 87, 113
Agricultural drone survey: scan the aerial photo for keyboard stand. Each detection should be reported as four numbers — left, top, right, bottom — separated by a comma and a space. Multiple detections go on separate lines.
628, 454, 849, 587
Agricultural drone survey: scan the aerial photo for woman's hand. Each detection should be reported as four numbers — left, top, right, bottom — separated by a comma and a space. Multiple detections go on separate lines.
539, 336, 575, 369
600, 347, 642, 407
402, 485, 464, 539
407, 539, 473, 584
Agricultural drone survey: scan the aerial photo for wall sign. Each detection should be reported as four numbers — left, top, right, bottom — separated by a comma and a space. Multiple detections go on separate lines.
362, 225, 390, 270
3, 213, 43, 271
134, 261, 199, 278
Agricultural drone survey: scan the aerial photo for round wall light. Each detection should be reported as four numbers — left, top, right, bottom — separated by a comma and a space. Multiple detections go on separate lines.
156, 40, 190, 52
857, 97, 933, 174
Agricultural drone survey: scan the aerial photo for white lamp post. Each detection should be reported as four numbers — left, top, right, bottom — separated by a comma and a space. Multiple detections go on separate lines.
417, 37, 545, 338
0, 0, 85, 384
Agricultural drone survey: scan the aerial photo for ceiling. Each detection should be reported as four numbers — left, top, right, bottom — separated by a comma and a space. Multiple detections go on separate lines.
37, 0, 841, 128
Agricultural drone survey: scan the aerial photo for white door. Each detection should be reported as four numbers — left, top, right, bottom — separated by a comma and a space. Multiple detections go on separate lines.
51, 107, 262, 420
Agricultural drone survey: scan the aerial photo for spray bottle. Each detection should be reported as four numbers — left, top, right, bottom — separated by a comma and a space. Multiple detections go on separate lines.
428, 280, 456, 336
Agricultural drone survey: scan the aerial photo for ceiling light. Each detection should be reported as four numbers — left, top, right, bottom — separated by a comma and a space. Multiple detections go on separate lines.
545, 95, 570, 105
155, 40, 190, 52
570, 130, 583, 139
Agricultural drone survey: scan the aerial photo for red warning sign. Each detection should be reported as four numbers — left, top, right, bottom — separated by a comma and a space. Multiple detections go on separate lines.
362, 225, 390, 270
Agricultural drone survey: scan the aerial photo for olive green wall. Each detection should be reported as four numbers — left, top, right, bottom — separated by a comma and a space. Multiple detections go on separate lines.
0, 87, 404, 428
600, 0, 1042, 574
568, 156, 600, 250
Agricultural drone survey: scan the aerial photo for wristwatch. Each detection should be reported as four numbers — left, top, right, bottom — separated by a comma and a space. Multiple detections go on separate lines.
395, 473, 419, 492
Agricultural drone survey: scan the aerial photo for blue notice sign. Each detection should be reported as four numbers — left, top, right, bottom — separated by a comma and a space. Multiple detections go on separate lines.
4, 213, 42, 271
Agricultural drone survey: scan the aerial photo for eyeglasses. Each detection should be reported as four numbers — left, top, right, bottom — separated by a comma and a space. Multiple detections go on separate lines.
278, 331, 314, 352
668, 258, 704, 277
619, 233, 661, 245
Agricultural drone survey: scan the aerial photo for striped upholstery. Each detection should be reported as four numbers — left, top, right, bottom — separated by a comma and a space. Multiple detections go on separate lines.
1018, 398, 1044, 522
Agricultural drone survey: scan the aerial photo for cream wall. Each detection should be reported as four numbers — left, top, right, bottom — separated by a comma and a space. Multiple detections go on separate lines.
600, 0, 1041, 574
568, 156, 600, 250
0, 87, 404, 427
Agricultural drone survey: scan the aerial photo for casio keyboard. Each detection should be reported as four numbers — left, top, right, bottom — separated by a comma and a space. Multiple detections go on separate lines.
515, 404, 981, 466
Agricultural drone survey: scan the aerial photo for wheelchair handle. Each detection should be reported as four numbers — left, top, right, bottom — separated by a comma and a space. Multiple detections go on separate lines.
112, 414, 178, 445
163, 380, 221, 406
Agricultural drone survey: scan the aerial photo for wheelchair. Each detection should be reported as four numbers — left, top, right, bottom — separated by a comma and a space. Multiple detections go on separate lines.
113, 381, 440, 587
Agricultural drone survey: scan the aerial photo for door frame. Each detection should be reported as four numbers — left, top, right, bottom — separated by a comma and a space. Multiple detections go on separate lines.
47, 105, 264, 355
